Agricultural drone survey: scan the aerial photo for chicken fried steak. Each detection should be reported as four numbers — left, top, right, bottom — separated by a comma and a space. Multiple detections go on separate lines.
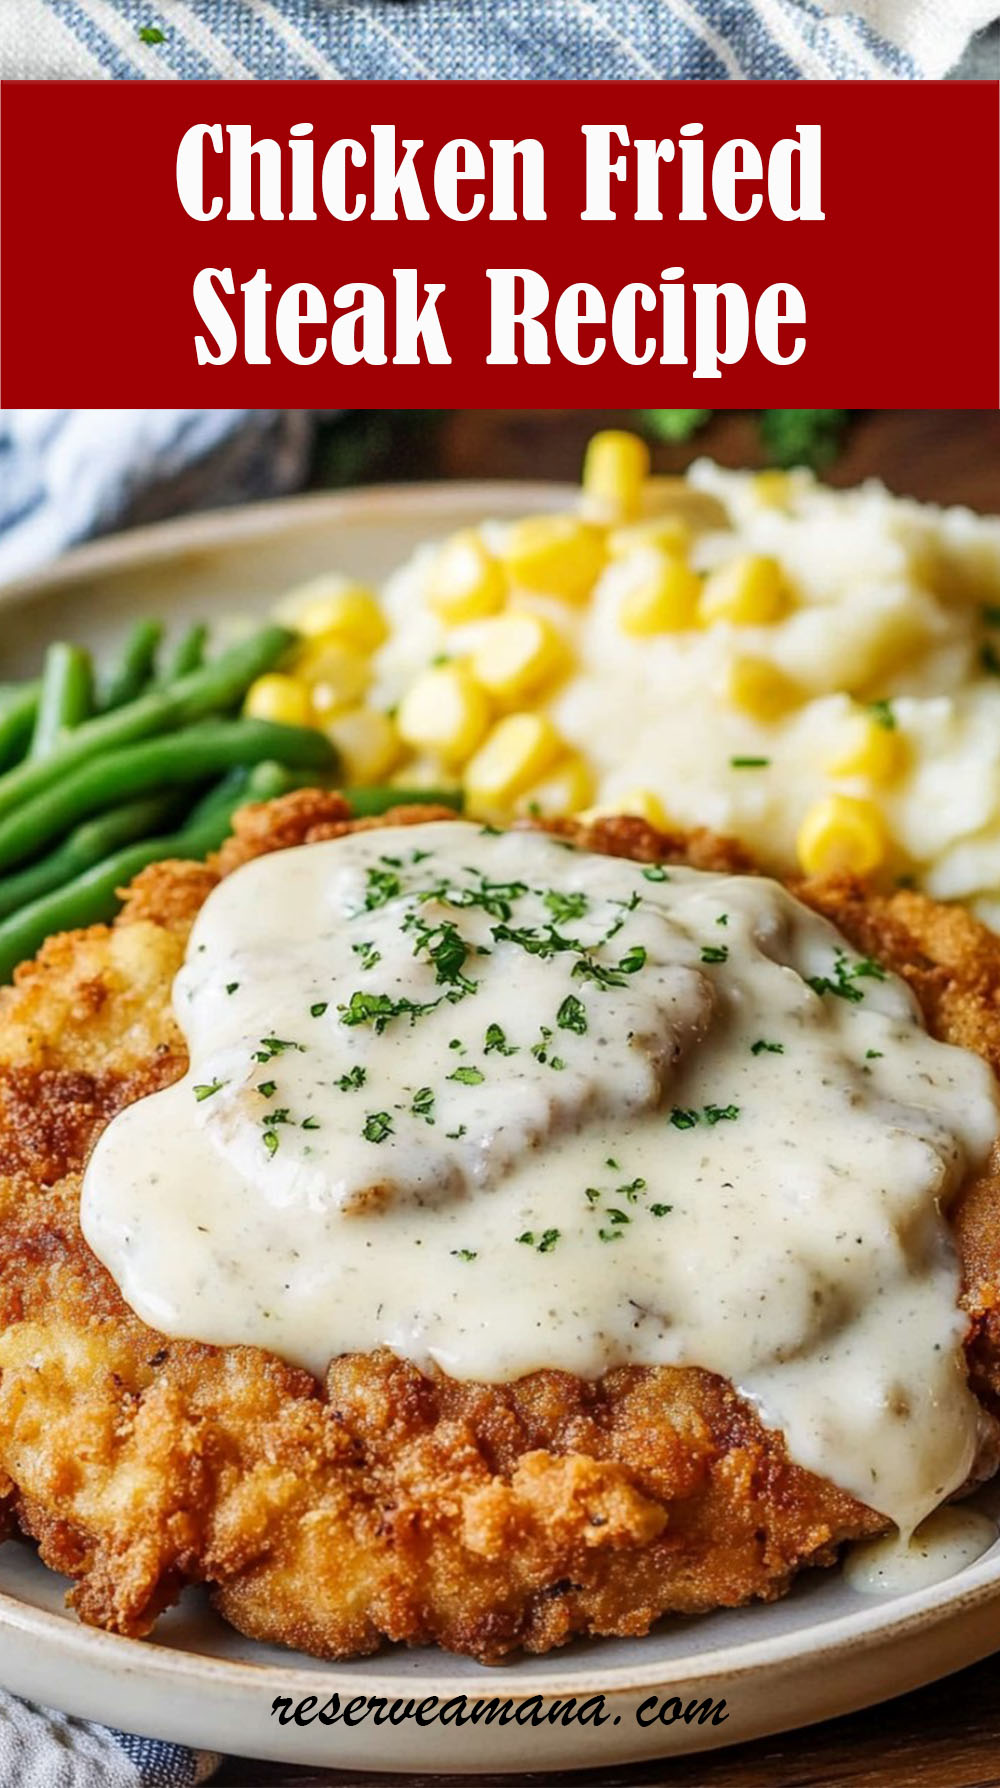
0, 791, 996, 1664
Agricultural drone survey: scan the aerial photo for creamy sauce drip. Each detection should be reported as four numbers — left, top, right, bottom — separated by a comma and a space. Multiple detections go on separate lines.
81, 821, 1000, 1536
845, 1507, 998, 1595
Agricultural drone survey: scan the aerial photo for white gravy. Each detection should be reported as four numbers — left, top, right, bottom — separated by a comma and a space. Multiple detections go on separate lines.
844, 1507, 998, 1595
81, 821, 1000, 1536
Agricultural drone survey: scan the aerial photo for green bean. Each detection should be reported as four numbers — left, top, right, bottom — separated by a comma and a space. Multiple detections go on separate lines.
0, 790, 188, 921
0, 770, 293, 983
163, 623, 208, 682
101, 620, 164, 710
0, 685, 41, 772
0, 624, 295, 825
344, 785, 463, 817
0, 717, 334, 875
30, 643, 94, 759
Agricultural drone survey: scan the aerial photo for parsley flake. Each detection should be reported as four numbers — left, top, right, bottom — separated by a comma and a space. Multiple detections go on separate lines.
448, 1065, 484, 1086
556, 994, 588, 1034
362, 1111, 394, 1144
193, 1079, 226, 1102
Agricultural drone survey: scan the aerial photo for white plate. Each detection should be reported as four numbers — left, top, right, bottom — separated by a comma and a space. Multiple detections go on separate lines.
1, 486, 999, 1773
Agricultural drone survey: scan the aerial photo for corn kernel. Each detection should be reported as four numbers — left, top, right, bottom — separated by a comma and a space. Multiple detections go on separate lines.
297, 638, 371, 716
470, 611, 566, 701
699, 554, 789, 626
463, 712, 563, 808
515, 754, 594, 818
824, 712, 906, 783
501, 516, 605, 603
396, 664, 491, 765
796, 795, 888, 877
607, 518, 691, 560
323, 707, 401, 783
581, 788, 671, 828
619, 556, 701, 635
277, 576, 387, 649
243, 673, 313, 727
581, 430, 650, 524
752, 470, 793, 510
724, 656, 803, 720
426, 531, 507, 623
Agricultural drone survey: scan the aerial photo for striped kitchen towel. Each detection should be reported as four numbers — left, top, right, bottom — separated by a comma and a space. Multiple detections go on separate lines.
0, 0, 997, 83
0, 410, 319, 586
0, 1692, 220, 1787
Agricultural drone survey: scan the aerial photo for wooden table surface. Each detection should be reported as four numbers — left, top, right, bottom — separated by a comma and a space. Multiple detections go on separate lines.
324, 408, 1000, 515
238, 411, 998, 1788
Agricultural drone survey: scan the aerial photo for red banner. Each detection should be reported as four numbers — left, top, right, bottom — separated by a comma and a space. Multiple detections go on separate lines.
2, 79, 997, 407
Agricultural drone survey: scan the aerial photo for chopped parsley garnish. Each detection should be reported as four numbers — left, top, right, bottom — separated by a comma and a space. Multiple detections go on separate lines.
716, 912, 729, 925
448, 1065, 484, 1086
751, 1039, 784, 1055
340, 990, 440, 1033
556, 994, 588, 1034
411, 1086, 436, 1122
451, 1248, 477, 1262
193, 1079, 226, 1101
261, 1108, 291, 1126
618, 1177, 646, 1200
642, 864, 669, 882
256, 1080, 277, 1098
405, 915, 478, 993
517, 1228, 560, 1252
484, 1022, 518, 1055
446, 1124, 468, 1140
364, 867, 401, 910
650, 1203, 673, 1217
543, 888, 588, 925
336, 1065, 367, 1092
868, 699, 896, 731
362, 1111, 393, 1144
225, 982, 239, 995
704, 1103, 740, 1124
866, 1049, 883, 1060
618, 944, 647, 974
351, 942, 381, 972
138, 24, 166, 43
301, 1116, 320, 1130
670, 1108, 700, 1130
605, 1207, 630, 1225
253, 1036, 305, 1063
262, 1129, 279, 1157
310, 1001, 328, 1018
808, 950, 886, 1004
730, 756, 771, 768
700, 943, 729, 964
598, 1227, 624, 1243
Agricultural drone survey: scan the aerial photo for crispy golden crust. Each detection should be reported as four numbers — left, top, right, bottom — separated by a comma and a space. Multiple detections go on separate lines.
0, 792, 994, 1662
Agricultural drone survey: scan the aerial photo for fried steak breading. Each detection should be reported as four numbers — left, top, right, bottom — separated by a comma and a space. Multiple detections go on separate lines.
0, 790, 996, 1663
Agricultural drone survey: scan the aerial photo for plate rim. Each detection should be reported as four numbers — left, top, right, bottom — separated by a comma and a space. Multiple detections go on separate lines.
0, 481, 580, 608
0, 1538, 998, 1700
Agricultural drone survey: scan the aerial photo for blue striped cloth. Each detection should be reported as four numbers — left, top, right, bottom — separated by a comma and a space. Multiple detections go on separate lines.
0, 0, 996, 81
0, 410, 319, 586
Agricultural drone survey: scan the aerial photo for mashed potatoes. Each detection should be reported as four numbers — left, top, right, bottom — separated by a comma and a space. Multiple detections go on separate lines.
273, 440, 1000, 924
